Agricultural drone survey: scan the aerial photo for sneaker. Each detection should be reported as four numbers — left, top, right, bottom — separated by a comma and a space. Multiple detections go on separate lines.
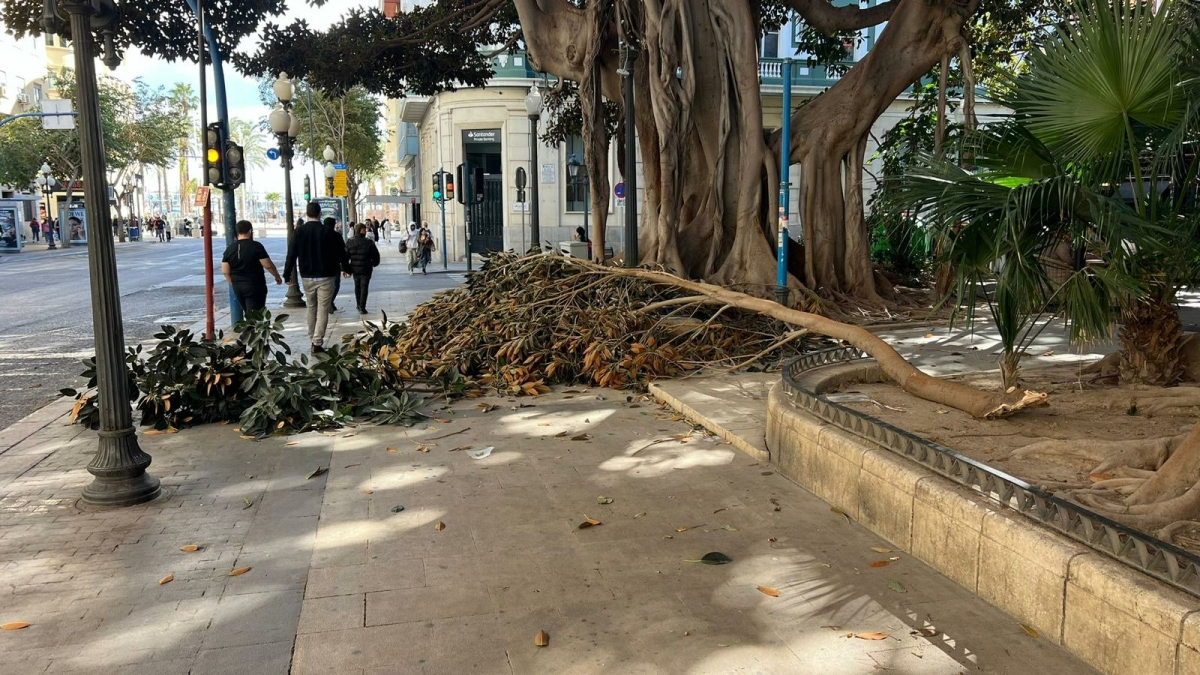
311, 344, 325, 355
422, 267, 428, 275
409, 270, 414, 276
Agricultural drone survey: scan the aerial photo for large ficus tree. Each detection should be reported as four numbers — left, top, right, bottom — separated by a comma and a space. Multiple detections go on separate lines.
3, 0, 1054, 301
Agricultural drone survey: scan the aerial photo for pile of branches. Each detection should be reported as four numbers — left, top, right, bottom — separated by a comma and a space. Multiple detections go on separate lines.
63, 313, 423, 438
345, 253, 816, 396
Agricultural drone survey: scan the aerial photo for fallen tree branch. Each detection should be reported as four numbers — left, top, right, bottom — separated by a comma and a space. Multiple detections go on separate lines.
574, 260, 1047, 419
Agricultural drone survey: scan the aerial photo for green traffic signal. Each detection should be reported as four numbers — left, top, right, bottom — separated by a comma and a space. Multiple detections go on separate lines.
433, 190, 442, 200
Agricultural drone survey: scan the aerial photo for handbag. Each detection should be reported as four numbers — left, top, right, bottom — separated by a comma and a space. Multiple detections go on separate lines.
399, 241, 408, 254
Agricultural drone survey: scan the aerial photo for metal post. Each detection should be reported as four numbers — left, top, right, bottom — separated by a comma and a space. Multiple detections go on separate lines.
528, 116, 540, 250
197, 0, 215, 338
775, 58, 793, 307
281, 138, 305, 308
622, 43, 638, 267
59, 0, 160, 507
439, 170, 448, 269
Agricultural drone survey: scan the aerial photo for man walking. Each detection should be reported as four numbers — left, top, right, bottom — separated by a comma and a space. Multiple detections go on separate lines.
323, 217, 343, 312
346, 222, 381, 314
221, 220, 282, 314
404, 222, 420, 275
285, 203, 349, 354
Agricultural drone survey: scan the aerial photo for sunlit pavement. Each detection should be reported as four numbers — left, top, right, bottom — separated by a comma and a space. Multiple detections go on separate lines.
0, 383, 1096, 674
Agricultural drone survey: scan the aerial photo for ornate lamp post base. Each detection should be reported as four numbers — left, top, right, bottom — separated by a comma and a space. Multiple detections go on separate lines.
283, 281, 306, 308
82, 428, 161, 506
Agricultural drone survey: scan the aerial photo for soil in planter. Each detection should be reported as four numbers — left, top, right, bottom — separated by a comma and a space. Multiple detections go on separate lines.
834, 364, 1200, 553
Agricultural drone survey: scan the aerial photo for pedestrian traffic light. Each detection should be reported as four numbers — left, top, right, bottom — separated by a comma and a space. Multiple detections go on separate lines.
432, 171, 442, 201
444, 173, 454, 202
224, 139, 245, 189
203, 123, 226, 188
303, 176, 311, 202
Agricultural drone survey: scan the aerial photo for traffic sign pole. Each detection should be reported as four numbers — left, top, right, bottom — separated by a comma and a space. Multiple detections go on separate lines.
439, 170, 448, 270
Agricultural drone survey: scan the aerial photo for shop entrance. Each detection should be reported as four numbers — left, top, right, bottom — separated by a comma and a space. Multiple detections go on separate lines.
463, 129, 504, 254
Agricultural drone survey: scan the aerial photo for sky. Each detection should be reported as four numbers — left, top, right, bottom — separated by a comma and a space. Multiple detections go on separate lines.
111, 0, 378, 204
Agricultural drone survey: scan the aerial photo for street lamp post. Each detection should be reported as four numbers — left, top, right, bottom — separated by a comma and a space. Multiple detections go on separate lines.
44, 0, 161, 507
35, 163, 57, 249
523, 84, 543, 252
568, 153, 588, 257
322, 145, 336, 198
271, 73, 305, 308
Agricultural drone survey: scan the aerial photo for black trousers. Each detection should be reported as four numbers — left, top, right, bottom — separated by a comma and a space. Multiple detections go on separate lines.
232, 282, 267, 314
353, 273, 371, 310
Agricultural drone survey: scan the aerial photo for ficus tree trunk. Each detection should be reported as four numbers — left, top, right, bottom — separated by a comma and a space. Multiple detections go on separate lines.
516, 0, 976, 303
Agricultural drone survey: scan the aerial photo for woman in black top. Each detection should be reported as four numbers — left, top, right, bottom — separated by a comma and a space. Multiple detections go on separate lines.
221, 220, 282, 314
346, 222, 381, 314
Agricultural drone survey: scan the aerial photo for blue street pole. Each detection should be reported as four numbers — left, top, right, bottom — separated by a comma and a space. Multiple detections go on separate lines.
183, 0, 241, 326
775, 58, 793, 307
0, 111, 78, 129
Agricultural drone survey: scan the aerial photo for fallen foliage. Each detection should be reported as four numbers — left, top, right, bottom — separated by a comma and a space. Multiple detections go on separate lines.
345, 253, 814, 396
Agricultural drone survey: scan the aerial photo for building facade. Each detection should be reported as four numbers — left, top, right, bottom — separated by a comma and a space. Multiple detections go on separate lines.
389, 12, 996, 262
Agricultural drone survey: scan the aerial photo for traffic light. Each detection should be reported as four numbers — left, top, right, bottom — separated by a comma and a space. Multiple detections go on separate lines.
432, 171, 442, 201
203, 123, 226, 187
456, 163, 484, 206
303, 176, 311, 202
224, 139, 245, 189
444, 172, 454, 202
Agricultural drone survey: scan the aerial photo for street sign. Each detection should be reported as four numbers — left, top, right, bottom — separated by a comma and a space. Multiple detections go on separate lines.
41, 99, 74, 130
614, 182, 625, 199
266, 147, 280, 161
333, 169, 349, 198
194, 187, 210, 207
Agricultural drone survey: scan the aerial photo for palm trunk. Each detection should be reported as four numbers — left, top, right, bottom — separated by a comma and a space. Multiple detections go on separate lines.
1119, 293, 1185, 385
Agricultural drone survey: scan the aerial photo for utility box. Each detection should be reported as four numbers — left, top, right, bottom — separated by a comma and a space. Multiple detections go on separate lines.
559, 241, 589, 258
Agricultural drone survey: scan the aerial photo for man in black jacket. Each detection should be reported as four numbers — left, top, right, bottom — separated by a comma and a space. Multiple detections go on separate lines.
284, 202, 350, 353
346, 222, 381, 315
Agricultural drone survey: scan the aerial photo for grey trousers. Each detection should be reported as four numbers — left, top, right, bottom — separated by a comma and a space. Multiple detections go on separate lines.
301, 277, 336, 346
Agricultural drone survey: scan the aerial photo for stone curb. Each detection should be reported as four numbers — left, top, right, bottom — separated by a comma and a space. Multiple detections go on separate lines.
647, 382, 770, 462
653, 367, 1200, 675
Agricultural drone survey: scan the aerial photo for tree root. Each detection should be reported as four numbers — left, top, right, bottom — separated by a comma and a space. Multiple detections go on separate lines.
1106, 387, 1200, 415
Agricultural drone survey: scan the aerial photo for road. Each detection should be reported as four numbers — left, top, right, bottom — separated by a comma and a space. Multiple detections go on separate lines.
0, 234, 463, 430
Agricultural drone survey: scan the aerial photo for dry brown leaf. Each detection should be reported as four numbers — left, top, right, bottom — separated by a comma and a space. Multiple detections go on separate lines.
854, 632, 889, 641
923, 333, 935, 339
1020, 624, 1039, 638
361, 489, 373, 495
435, 521, 446, 531
1, 622, 30, 631
869, 561, 890, 568
179, 545, 200, 552
675, 526, 688, 533
434, 418, 452, 424
386, 447, 399, 454
158, 574, 174, 585
143, 429, 164, 436
1089, 473, 1114, 483
830, 507, 851, 523
870, 547, 892, 554
578, 518, 602, 529
415, 445, 431, 453
534, 629, 550, 647
450, 445, 472, 452
228, 567, 251, 576
538, 422, 552, 427
633, 512, 647, 519
757, 585, 781, 597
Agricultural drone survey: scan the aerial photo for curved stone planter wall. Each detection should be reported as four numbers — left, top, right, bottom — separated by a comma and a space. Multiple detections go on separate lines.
765, 365, 1200, 675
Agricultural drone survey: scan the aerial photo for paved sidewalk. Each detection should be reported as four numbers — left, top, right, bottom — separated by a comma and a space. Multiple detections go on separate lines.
0, 311, 1103, 674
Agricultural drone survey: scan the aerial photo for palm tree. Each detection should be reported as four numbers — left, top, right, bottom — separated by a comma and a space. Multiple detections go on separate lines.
889, 0, 1200, 540
264, 191, 282, 220
228, 118, 268, 220
889, 0, 1200, 387
168, 83, 198, 214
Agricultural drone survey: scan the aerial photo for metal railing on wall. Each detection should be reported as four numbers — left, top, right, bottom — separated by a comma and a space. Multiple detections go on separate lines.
781, 346, 1200, 598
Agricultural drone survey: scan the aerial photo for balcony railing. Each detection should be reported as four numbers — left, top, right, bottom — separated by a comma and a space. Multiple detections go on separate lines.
758, 58, 845, 88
